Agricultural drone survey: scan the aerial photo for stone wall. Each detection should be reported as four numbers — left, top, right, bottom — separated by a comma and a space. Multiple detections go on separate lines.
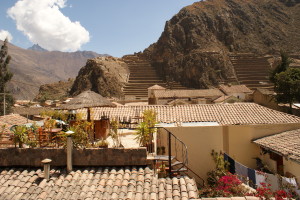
0, 148, 147, 167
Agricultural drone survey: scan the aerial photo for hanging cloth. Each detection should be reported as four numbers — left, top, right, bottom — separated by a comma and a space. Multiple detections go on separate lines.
255, 170, 266, 188
235, 161, 248, 183
265, 173, 280, 192
224, 153, 235, 174
247, 168, 256, 187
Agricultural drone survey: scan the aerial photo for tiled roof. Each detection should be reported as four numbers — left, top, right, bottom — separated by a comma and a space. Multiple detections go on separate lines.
0, 167, 198, 200
153, 89, 223, 99
148, 85, 166, 90
13, 107, 51, 115
0, 114, 33, 133
254, 88, 275, 95
253, 129, 300, 163
79, 103, 300, 125
213, 95, 233, 103
219, 84, 252, 94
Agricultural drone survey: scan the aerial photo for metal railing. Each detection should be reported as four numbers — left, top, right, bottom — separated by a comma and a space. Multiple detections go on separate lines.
160, 128, 205, 187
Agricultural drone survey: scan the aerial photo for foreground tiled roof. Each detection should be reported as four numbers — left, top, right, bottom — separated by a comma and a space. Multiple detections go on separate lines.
153, 89, 223, 99
0, 114, 33, 133
253, 129, 300, 163
83, 103, 300, 125
219, 84, 252, 94
0, 167, 198, 200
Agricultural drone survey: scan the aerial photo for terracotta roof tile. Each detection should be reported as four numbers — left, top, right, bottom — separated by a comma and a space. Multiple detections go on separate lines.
219, 84, 252, 94
153, 89, 223, 99
0, 167, 198, 199
0, 114, 33, 133
253, 129, 300, 162
83, 103, 300, 125
148, 85, 166, 90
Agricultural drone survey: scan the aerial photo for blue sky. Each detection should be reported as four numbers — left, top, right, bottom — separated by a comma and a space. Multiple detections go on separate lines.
0, 0, 198, 57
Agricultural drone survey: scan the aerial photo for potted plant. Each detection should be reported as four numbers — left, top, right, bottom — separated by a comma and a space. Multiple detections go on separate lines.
135, 109, 157, 153
95, 139, 109, 148
157, 163, 167, 178
12, 125, 28, 148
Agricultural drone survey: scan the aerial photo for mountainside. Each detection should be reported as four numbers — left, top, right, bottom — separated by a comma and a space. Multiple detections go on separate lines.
34, 79, 74, 102
69, 57, 129, 98
34, 0, 300, 100
144, 0, 300, 89
0, 40, 105, 100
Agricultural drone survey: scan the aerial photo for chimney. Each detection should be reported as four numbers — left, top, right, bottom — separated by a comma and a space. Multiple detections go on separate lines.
41, 158, 52, 180
65, 130, 74, 173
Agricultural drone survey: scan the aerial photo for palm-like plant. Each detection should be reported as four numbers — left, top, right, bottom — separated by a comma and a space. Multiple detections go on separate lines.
135, 109, 157, 148
12, 125, 28, 148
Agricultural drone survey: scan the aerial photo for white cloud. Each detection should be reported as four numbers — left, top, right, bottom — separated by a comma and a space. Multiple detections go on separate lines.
7, 0, 90, 51
0, 30, 13, 42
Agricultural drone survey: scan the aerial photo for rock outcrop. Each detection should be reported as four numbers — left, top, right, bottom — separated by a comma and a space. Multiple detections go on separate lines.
145, 0, 300, 89
69, 57, 129, 98
34, 79, 74, 102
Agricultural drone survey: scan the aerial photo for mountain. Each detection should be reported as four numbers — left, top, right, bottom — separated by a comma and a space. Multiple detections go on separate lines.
27, 44, 48, 52
144, 0, 300, 89
34, 79, 74, 102
37, 0, 300, 99
69, 56, 129, 98
0, 40, 106, 100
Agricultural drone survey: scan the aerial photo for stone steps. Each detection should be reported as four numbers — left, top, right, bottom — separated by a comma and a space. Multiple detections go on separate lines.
123, 55, 187, 99
230, 54, 273, 90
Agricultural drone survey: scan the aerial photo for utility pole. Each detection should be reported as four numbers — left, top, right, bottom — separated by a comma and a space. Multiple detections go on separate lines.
0, 92, 6, 116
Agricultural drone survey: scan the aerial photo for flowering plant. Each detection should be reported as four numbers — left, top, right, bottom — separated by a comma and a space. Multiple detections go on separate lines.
215, 173, 247, 197
274, 189, 291, 200
199, 173, 248, 197
255, 182, 273, 199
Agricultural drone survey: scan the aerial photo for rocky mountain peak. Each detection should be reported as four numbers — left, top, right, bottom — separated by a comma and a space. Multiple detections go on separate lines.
28, 44, 48, 52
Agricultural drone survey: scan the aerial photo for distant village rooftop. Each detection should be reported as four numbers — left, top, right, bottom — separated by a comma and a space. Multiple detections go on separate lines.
253, 129, 300, 163
76, 103, 300, 125
219, 84, 253, 94
152, 89, 223, 99
148, 84, 166, 90
0, 114, 33, 133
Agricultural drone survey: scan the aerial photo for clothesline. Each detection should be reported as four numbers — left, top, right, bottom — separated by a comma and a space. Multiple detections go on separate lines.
224, 153, 299, 192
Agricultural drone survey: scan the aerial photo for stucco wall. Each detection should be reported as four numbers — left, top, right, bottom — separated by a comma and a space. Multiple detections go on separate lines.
225, 123, 300, 169
160, 126, 223, 181
158, 123, 300, 183
283, 159, 300, 186
253, 92, 280, 110
0, 148, 147, 167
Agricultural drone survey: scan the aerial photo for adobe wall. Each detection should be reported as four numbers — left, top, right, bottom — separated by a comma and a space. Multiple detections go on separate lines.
0, 147, 147, 167
225, 123, 300, 169
283, 159, 300, 186
159, 126, 224, 181
159, 123, 300, 183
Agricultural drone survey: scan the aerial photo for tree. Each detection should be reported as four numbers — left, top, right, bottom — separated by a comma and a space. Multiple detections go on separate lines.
274, 68, 300, 113
270, 51, 292, 83
0, 38, 14, 115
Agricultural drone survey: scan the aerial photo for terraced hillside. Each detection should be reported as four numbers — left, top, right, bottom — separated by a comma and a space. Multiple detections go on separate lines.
229, 54, 273, 90
123, 55, 186, 100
